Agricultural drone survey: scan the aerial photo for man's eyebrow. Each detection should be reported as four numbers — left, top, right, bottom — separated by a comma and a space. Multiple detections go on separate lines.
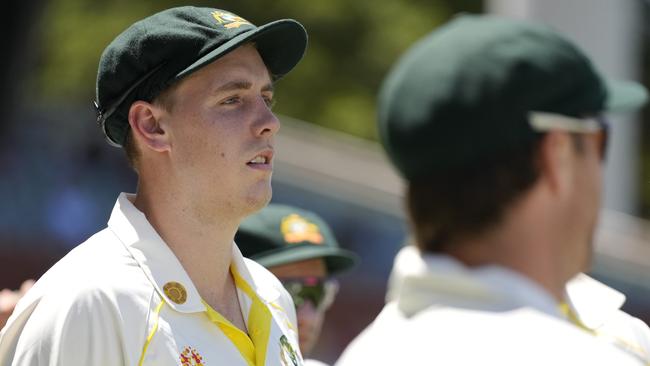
213, 80, 274, 93
262, 83, 274, 93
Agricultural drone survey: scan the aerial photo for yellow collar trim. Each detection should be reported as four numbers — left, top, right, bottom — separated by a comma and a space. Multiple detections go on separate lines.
558, 302, 595, 335
138, 300, 166, 366
203, 265, 273, 366
232, 264, 273, 366
559, 302, 650, 363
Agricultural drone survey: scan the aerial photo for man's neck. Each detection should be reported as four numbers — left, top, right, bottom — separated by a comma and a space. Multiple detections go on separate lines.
449, 242, 569, 302
446, 196, 576, 302
132, 184, 244, 322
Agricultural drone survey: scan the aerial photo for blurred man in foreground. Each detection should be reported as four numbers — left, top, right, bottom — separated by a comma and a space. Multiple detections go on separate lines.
237, 204, 358, 365
336, 15, 648, 365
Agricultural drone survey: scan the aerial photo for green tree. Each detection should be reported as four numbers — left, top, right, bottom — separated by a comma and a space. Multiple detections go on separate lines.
36, 0, 481, 140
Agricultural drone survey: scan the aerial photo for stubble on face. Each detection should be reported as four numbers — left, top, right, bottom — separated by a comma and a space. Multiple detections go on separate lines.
161, 44, 279, 223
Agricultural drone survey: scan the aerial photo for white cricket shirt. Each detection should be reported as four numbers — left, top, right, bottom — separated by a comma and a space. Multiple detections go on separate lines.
337, 246, 644, 365
0, 193, 303, 366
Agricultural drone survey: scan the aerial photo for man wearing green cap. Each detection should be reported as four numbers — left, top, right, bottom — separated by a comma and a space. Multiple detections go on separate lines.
337, 15, 648, 365
235, 204, 358, 365
0, 6, 307, 365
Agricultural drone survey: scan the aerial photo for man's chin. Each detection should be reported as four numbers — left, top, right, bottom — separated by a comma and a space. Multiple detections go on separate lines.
244, 186, 273, 214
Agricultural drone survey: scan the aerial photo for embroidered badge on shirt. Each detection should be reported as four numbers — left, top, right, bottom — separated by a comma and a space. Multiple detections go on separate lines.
280, 214, 324, 244
180, 346, 205, 366
163, 281, 187, 304
279, 335, 302, 366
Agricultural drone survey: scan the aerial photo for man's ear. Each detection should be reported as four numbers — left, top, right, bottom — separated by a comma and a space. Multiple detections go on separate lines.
538, 131, 574, 198
127, 101, 171, 153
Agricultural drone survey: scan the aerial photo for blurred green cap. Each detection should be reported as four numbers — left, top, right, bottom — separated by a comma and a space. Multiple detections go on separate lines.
379, 15, 647, 179
236, 204, 358, 275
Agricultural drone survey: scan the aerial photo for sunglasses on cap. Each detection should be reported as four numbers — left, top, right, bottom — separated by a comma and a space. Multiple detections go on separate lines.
528, 111, 609, 160
280, 277, 339, 310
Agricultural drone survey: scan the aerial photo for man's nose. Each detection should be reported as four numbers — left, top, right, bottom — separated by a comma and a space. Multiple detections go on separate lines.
252, 97, 280, 137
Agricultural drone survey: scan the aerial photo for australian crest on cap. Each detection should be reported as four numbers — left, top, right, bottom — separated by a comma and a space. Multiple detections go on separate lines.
211, 10, 251, 29
281, 214, 324, 244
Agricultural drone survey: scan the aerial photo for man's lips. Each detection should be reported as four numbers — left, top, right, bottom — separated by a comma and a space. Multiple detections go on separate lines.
246, 149, 274, 171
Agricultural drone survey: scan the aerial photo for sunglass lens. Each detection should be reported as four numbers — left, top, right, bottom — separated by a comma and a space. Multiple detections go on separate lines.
282, 279, 326, 308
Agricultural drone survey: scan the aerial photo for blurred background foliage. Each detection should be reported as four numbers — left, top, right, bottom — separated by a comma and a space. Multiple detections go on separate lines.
35, 0, 482, 140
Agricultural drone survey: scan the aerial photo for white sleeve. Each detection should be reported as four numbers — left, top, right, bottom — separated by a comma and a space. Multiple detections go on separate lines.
8, 286, 127, 366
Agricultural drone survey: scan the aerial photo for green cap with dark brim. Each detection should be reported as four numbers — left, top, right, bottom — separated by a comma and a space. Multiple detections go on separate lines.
95, 6, 307, 147
378, 14, 648, 180
605, 80, 649, 112
236, 204, 358, 275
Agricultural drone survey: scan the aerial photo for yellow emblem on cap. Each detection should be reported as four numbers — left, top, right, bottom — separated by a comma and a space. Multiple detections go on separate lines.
281, 214, 324, 245
164, 281, 188, 304
211, 11, 251, 29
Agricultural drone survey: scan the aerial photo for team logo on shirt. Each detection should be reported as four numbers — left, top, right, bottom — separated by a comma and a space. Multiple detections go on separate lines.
281, 214, 324, 245
211, 11, 252, 29
279, 335, 302, 366
163, 281, 188, 304
180, 346, 205, 366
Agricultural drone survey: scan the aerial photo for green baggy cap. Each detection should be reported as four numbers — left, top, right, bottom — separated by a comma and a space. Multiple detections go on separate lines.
95, 6, 307, 147
236, 204, 358, 275
379, 15, 648, 179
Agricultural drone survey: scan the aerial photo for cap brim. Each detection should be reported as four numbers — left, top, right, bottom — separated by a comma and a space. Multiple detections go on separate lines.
251, 245, 359, 276
605, 80, 648, 112
176, 19, 307, 80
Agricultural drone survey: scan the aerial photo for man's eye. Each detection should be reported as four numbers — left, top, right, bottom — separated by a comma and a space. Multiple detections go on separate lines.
221, 96, 240, 105
264, 96, 276, 109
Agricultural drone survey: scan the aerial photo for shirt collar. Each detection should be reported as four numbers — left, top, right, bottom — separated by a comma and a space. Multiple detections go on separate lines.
394, 248, 560, 319
564, 273, 626, 329
108, 193, 204, 313
107, 193, 280, 313
230, 243, 281, 304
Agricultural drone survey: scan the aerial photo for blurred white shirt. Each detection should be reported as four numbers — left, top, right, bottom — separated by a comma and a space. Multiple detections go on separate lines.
336, 245, 645, 365
304, 359, 329, 366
